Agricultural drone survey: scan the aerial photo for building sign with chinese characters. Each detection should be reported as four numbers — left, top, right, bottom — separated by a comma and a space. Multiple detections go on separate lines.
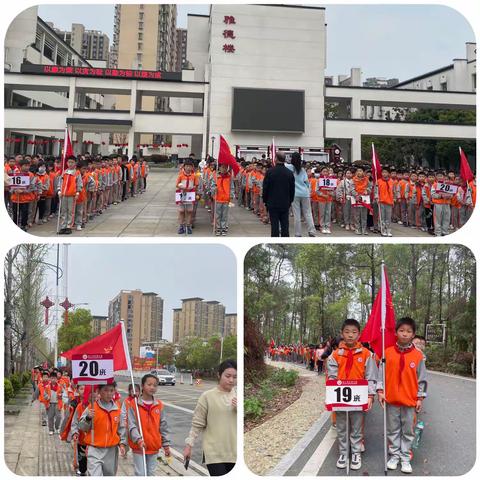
222, 15, 237, 53
20, 64, 182, 82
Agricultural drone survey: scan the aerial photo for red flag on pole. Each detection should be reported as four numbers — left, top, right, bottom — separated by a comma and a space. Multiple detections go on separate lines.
218, 135, 240, 175
270, 138, 276, 166
62, 127, 73, 172
372, 143, 382, 184
61, 323, 128, 371
459, 147, 474, 183
359, 264, 396, 358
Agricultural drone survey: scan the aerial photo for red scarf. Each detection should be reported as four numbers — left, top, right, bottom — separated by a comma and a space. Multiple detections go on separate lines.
394, 343, 415, 382
345, 348, 354, 378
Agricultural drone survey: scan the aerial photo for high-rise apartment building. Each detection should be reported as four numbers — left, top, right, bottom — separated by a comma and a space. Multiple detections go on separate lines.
224, 314, 237, 337
108, 290, 164, 356
172, 298, 236, 344
92, 315, 108, 337
54, 23, 109, 62
175, 28, 187, 71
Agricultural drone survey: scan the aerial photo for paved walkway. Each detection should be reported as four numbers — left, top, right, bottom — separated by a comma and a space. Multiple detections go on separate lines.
244, 360, 326, 476
27, 169, 431, 238
4, 392, 204, 476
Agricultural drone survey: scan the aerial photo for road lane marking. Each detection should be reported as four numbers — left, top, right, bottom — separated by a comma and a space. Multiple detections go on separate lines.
299, 427, 337, 476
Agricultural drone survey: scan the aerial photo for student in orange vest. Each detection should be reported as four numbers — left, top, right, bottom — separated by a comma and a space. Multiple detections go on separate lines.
35, 160, 51, 224
78, 383, 127, 476
121, 383, 140, 432
69, 384, 89, 476
327, 320, 377, 471
375, 167, 394, 237
377, 317, 427, 474
176, 159, 198, 235
127, 374, 171, 476
73, 161, 91, 231
40, 371, 62, 434
431, 171, 453, 236
10, 159, 36, 231
210, 162, 234, 236
32, 370, 50, 426
316, 165, 336, 234
352, 167, 372, 235
57, 156, 83, 235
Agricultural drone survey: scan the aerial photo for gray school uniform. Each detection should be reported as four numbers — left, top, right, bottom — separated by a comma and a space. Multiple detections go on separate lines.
431, 186, 452, 236
352, 180, 372, 233
327, 347, 378, 456
57, 170, 83, 229
127, 398, 171, 476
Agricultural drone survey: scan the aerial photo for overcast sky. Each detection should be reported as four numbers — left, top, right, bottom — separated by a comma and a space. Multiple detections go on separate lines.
41, 244, 236, 342
35, 3, 475, 81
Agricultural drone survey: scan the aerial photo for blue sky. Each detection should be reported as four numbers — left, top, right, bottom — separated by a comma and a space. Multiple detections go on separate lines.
35, 3, 475, 81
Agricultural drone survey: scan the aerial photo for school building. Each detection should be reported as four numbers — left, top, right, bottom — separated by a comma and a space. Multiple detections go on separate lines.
3, 5, 476, 162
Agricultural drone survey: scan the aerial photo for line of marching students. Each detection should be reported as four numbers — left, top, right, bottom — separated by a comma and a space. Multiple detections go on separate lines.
236, 157, 476, 237
268, 319, 428, 474
31, 368, 171, 476
4, 153, 149, 234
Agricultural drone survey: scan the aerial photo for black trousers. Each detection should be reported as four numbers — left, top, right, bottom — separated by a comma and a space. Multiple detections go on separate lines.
12, 202, 29, 228
268, 208, 290, 237
77, 443, 87, 474
206, 463, 235, 476
37, 198, 47, 220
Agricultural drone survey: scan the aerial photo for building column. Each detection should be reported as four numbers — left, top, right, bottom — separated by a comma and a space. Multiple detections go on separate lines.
351, 136, 362, 162
201, 83, 209, 159
75, 131, 83, 156
351, 96, 361, 119
68, 77, 76, 116
26, 134, 35, 155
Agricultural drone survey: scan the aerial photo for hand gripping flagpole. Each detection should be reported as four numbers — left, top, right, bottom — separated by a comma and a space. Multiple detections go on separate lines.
120, 321, 147, 476
381, 262, 388, 475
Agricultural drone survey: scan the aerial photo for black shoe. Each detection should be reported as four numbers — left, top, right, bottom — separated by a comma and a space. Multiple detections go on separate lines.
58, 228, 67, 235
65, 228, 73, 235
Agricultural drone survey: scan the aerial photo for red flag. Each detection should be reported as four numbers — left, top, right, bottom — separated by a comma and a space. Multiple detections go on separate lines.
218, 135, 240, 175
61, 323, 128, 371
359, 265, 396, 358
62, 127, 73, 172
459, 147, 474, 183
372, 143, 382, 183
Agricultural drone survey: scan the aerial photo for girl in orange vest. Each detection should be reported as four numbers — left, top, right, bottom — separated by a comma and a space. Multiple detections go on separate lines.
127, 374, 171, 476
78, 383, 127, 476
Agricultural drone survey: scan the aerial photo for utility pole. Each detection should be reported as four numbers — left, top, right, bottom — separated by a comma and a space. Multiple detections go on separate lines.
54, 245, 60, 368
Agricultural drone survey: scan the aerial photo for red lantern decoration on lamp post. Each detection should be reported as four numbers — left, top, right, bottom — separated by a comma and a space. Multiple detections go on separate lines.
60, 297, 74, 325
40, 296, 54, 325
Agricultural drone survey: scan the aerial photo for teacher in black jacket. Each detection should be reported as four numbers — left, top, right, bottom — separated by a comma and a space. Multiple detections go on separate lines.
262, 152, 295, 237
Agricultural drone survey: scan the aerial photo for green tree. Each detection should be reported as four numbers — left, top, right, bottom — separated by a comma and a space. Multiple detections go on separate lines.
57, 308, 93, 353
157, 343, 175, 366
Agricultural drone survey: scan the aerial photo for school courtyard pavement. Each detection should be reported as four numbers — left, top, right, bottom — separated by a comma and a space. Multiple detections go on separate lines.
258, 361, 475, 477
4, 374, 214, 476
24, 168, 433, 238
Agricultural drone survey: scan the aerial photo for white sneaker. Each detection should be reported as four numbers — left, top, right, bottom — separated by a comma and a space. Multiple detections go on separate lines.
387, 457, 399, 470
326, 228, 331, 234
351, 453, 361, 470
49, 431, 54, 435
401, 461, 412, 474
345, 225, 350, 231
321, 228, 327, 234
336, 454, 347, 469
76, 225, 82, 231
387, 230, 393, 237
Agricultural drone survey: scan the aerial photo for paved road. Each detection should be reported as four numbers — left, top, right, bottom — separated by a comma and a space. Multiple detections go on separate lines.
277, 369, 475, 476
115, 373, 217, 466
28, 169, 431, 238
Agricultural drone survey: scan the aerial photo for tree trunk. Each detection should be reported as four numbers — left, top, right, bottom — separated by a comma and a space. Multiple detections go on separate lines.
424, 245, 438, 337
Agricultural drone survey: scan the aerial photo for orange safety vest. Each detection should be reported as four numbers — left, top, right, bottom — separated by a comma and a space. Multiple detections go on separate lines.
128, 400, 164, 454
83, 401, 122, 448
60, 171, 79, 197
329, 341, 373, 381
10, 172, 36, 203
38, 382, 51, 407
76, 173, 88, 203
383, 345, 424, 408
213, 172, 232, 203
431, 181, 452, 205
378, 178, 394, 205
36, 173, 49, 198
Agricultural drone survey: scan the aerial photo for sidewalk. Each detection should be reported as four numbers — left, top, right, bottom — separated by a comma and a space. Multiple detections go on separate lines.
4, 395, 204, 476
244, 360, 326, 475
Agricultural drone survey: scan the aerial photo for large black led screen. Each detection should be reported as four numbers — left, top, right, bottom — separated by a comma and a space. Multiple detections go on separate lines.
231, 88, 305, 133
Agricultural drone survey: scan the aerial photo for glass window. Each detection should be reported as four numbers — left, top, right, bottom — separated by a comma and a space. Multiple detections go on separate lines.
138, 32, 143, 40
138, 22, 144, 29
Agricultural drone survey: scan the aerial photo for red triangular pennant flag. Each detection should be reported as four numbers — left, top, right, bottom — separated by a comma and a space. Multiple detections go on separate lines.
218, 135, 240, 176
459, 147, 474, 183
61, 323, 128, 371
359, 266, 396, 358
372, 143, 382, 183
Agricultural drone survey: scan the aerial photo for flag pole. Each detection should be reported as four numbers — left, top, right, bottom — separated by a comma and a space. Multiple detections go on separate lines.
212, 136, 218, 235
120, 320, 147, 476
373, 143, 384, 236
381, 261, 388, 475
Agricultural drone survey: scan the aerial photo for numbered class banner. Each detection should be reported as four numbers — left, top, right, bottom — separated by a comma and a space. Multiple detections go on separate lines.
72, 354, 114, 385
351, 195, 371, 207
9, 174, 31, 189
325, 379, 369, 411
435, 182, 458, 195
175, 190, 196, 204
318, 177, 338, 190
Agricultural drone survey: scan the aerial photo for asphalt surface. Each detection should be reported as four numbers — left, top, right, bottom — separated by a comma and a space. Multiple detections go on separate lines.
115, 373, 217, 465
284, 370, 475, 476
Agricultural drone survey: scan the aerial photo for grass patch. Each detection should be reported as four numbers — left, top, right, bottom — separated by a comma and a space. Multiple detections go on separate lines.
244, 366, 302, 430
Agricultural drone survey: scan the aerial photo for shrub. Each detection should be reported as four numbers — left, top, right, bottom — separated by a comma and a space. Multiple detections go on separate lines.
244, 397, 264, 418
4, 379, 14, 403
9, 373, 21, 393
271, 368, 298, 387
22, 372, 31, 386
